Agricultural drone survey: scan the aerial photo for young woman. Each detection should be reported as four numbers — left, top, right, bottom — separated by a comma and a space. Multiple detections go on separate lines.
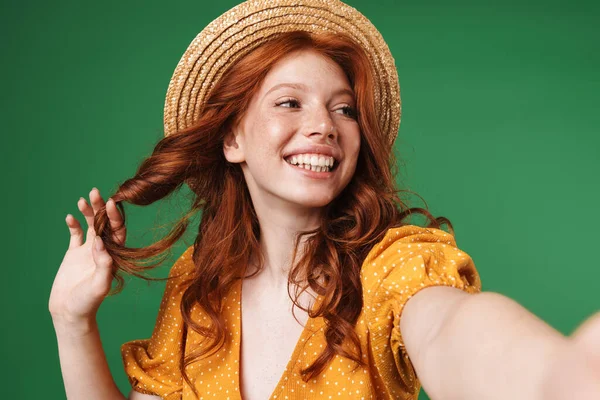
49, 1, 600, 399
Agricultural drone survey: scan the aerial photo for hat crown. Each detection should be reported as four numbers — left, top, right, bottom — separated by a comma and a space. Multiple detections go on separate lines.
164, 0, 401, 148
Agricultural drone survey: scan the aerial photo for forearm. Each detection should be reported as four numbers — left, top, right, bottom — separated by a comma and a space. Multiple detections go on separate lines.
425, 291, 569, 400
53, 318, 127, 400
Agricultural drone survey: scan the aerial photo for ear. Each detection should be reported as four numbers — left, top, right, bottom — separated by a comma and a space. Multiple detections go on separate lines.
223, 125, 246, 163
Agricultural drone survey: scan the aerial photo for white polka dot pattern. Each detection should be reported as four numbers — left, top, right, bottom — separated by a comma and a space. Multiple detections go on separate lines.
121, 246, 194, 399
361, 225, 482, 398
120, 225, 482, 399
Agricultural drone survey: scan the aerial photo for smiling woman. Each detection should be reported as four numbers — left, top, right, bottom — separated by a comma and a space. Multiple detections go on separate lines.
222, 48, 362, 208
48, 0, 600, 399
114, 28, 447, 399
110, 24, 470, 398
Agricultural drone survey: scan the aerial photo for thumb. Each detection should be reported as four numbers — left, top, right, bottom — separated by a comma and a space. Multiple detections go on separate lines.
91, 236, 114, 295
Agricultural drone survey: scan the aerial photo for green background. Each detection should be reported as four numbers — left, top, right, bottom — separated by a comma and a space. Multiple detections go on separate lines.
2, 0, 598, 398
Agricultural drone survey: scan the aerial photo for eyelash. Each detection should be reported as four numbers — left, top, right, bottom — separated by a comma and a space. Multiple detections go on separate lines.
275, 98, 358, 119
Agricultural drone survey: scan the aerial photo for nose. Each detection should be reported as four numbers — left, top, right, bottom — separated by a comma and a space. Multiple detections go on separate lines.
305, 106, 337, 142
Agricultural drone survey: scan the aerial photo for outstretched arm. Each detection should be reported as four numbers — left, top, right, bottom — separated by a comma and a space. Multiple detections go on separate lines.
400, 286, 600, 400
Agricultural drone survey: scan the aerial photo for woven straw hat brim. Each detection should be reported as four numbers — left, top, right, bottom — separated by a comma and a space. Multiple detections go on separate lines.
163, 0, 401, 147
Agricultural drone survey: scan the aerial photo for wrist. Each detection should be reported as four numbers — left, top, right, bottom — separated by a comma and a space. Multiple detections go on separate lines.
52, 314, 98, 338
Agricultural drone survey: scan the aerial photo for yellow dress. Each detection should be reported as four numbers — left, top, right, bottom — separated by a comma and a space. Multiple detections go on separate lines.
121, 225, 482, 399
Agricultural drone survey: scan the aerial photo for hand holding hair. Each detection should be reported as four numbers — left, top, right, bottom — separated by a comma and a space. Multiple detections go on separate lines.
49, 187, 126, 331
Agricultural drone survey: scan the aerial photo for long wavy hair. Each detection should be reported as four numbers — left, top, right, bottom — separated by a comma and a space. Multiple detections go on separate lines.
95, 30, 454, 395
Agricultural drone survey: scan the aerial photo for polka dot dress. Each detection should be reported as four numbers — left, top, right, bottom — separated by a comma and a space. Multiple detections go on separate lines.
121, 225, 482, 399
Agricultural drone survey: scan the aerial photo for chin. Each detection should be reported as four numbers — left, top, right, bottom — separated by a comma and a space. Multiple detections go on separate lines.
288, 194, 338, 209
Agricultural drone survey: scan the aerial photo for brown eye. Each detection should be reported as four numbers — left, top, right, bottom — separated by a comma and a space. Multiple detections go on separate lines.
276, 98, 301, 108
336, 105, 358, 119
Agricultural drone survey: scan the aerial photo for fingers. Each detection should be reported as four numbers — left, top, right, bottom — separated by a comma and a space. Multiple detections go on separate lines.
75, 187, 126, 247
105, 198, 126, 245
78, 196, 96, 243
91, 236, 114, 297
88, 188, 107, 243
78, 188, 107, 243
66, 214, 84, 249
88, 187, 106, 215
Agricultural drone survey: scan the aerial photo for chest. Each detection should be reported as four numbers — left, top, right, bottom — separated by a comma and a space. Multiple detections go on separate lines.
239, 282, 313, 400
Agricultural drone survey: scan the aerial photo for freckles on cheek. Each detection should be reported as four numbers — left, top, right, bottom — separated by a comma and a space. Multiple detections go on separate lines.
246, 138, 275, 170
262, 114, 291, 137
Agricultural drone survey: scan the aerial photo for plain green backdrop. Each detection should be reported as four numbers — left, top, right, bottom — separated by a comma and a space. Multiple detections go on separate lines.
1, 0, 598, 398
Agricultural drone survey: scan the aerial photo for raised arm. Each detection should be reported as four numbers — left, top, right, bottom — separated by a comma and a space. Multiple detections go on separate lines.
52, 314, 159, 400
52, 315, 159, 400
52, 318, 127, 400
400, 286, 600, 400
50, 189, 134, 399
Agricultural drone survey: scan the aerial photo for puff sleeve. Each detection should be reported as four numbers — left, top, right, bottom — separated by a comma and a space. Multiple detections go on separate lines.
120, 245, 195, 400
361, 225, 482, 398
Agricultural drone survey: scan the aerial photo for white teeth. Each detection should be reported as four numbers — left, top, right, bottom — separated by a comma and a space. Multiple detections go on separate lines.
285, 154, 335, 166
284, 153, 336, 172
285, 160, 331, 172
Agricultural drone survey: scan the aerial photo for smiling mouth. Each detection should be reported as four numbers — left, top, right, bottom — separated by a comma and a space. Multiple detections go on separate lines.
284, 156, 338, 172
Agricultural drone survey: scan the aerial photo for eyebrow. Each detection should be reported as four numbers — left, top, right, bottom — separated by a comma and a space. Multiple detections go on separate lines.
264, 82, 355, 99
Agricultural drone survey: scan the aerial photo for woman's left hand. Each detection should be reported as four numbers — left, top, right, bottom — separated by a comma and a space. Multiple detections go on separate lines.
540, 311, 600, 399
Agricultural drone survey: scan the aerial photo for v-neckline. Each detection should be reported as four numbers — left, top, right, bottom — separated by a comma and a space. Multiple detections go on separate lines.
234, 278, 324, 400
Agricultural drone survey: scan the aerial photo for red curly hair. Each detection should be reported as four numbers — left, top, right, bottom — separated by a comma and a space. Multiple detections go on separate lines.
94, 30, 453, 396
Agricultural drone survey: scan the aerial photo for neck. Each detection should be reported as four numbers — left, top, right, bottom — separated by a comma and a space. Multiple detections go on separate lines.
248, 199, 323, 289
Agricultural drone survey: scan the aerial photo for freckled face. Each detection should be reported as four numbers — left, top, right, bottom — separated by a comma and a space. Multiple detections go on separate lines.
224, 49, 361, 211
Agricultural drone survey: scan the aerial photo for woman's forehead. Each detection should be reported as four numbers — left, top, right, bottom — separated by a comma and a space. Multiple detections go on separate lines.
259, 50, 353, 97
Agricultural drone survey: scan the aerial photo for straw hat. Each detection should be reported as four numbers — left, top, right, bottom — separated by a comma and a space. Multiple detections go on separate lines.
163, 0, 401, 147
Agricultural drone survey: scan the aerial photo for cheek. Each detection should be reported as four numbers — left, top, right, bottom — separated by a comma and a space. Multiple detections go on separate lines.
340, 130, 361, 180
248, 116, 293, 154
260, 115, 293, 139
346, 128, 362, 163
243, 119, 290, 169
